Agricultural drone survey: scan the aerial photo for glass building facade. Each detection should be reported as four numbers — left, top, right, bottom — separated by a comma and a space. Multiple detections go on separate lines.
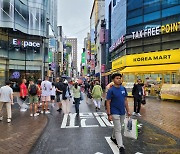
105, 0, 180, 98
0, 0, 57, 87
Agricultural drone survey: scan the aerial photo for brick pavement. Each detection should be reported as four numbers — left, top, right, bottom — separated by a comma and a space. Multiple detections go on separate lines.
0, 104, 47, 154
127, 97, 180, 138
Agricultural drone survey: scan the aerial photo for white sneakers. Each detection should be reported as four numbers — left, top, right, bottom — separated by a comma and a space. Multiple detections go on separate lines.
30, 113, 40, 117
0, 117, 11, 123
137, 113, 142, 117
132, 112, 136, 116
34, 113, 40, 117
7, 118, 11, 123
45, 111, 50, 114
0, 116, 3, 121
132, 112, 142, 117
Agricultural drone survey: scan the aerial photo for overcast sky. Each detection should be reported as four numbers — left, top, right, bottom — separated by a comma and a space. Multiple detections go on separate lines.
57, 0, 94, 71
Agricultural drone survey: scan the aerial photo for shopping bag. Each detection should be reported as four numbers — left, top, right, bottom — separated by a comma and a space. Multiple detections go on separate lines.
124, 117, 138, 139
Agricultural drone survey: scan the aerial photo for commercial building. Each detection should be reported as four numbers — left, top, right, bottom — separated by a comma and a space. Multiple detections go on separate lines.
104, 0, 180, 99
0, 0, 57, 86
90, 0, 105, 82
66, 38, 77, 76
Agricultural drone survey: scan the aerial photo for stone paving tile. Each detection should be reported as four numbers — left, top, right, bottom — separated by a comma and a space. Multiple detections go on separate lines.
0, 104, 47, 154
127, 97, 180, 138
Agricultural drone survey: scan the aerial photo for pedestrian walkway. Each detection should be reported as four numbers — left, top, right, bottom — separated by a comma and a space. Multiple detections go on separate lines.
0, 103, 47, 154
127, 97, 180, 138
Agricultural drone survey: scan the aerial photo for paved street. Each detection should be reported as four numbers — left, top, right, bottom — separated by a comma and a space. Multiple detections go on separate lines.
29, 94, 180, 154
0, 94, 180, 154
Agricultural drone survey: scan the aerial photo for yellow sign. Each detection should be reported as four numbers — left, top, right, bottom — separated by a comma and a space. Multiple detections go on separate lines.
126, 49, 180, 66
112, 56, 125, 70
161, 22, 180, 34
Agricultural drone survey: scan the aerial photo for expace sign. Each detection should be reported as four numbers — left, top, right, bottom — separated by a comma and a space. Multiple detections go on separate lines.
13, 39, 41, 48
132, 21, 180, 39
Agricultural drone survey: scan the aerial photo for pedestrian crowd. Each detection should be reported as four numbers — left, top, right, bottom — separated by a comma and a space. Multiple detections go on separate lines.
0, 73, 146, 154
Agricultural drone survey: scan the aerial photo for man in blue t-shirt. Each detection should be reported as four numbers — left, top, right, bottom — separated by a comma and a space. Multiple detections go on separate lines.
106, 73, 130, 154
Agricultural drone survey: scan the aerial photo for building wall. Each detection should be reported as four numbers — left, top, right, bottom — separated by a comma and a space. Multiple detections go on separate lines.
66, 38, 77, 73
110, 0, 180, 61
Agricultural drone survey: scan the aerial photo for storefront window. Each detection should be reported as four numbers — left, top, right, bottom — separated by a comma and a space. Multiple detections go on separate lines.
143, 44, 161, 52
172, 73, 180, 84
164, 74, 171, 83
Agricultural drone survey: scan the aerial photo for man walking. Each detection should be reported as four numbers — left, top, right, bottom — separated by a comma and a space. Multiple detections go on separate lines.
106, 73, 130, 154
41, 76, 52, 114
55, 77, 63, 112
132, 79, 144, 116
28, 80, 40, 117
0, 81, 13, 123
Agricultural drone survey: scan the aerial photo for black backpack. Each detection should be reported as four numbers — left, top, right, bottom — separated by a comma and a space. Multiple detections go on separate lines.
29, 84, 37, 96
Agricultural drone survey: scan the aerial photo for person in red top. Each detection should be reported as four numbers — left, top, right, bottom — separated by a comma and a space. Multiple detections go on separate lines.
20, 79, 28, 101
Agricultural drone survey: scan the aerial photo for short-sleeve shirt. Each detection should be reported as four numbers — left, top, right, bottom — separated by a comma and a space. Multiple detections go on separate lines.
0, 86, 13, 102
20, 83, 27, 97
55, 82, 64, 95
106, 85, 128, 115
41, 80, 52, 96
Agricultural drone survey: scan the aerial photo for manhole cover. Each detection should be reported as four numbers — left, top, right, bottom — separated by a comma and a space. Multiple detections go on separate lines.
158, 149, 180, 154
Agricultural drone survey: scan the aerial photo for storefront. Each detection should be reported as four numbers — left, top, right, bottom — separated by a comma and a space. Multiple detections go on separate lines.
0, 28, 48, 88
111, 49, 180, 99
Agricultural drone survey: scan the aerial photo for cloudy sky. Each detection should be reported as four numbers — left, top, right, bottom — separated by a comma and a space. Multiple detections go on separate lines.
57, 0, 94, 71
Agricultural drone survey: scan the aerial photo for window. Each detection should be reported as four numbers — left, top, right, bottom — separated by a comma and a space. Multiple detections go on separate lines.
164, 74, 171, 83
113, 0, 116, 7
144, 11, 160, 22
143, 36, 161, 45
144, 44, 161, 52
127, 0, 143, 11
144, 1, 160, 14
162, 5, 180, 18
162, 41, 180, 50
128, 8, 143, 19
162, 0, 180, 9
127, 16, 143, 26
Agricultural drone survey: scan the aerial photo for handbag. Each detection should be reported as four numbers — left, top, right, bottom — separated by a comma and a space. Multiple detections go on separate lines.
124, 117, 138, 140
141, 96, 146, 105
65, 87, 70, 98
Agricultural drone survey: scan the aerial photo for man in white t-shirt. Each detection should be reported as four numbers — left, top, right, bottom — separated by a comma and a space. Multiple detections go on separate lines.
0, 81, 14, 123
41, 76, 52, 114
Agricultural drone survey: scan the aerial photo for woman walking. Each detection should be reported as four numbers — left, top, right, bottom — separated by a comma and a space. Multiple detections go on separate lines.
92, 81, 103, 111
72, 82, 81, 115
62, 80, 71, 114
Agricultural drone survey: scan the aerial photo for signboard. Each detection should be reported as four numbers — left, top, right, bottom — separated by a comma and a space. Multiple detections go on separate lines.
132, 21, 180, 39
112, 56, 125, 70
126, 49, 180, 66
112, 49, 180, 69
13, 38, 40, 48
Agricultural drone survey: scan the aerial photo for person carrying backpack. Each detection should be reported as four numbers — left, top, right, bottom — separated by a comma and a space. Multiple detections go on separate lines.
28, 79, 40, 117
92, 81, 103, 111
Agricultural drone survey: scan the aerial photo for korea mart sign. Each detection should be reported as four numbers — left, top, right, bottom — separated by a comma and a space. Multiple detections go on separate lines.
126, 49, 180, 66
112, 49, 180, 69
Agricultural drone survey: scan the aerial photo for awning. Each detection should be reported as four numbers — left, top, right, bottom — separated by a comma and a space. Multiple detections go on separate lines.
121, 64, 180, 73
